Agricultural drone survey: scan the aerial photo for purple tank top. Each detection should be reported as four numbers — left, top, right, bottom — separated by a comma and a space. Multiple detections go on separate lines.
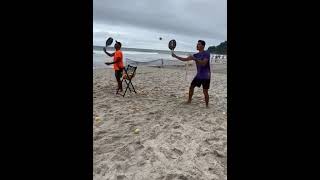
193, 51, 211, 79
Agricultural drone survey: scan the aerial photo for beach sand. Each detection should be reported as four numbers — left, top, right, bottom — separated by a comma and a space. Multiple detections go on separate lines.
93, 64, 227, 180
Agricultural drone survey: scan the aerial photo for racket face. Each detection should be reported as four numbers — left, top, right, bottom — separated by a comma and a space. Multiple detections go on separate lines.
168, 39, 176, 50
106, 37, 113, 47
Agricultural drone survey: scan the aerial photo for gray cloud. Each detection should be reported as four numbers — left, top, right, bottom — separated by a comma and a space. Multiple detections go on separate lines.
93, 0, 226, 50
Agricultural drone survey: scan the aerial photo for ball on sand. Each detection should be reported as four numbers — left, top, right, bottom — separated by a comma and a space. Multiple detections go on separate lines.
222, 112, 226, 115
95, 117, 101, 121
134, 128, 140, 134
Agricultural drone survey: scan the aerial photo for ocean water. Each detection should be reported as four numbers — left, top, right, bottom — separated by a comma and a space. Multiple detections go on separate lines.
93, 48, 218, 70
93, 50, 186, 69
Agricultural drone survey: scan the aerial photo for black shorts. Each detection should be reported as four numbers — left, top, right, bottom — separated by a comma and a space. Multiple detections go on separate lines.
191, 78, 211, 89
115, 68, 123, 79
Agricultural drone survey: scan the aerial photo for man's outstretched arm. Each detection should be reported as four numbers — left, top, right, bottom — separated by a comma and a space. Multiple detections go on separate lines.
171, 52, 193, 61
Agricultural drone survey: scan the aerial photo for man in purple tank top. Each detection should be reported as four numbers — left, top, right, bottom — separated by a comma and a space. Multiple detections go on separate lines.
172, 40, 211, 108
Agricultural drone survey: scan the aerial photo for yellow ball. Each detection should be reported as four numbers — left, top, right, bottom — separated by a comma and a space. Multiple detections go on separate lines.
95, 117, 101, 121
134, 128, 140, 134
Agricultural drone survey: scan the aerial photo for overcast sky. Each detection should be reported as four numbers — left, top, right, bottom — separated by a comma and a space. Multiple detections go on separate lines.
93, 0, 227, 52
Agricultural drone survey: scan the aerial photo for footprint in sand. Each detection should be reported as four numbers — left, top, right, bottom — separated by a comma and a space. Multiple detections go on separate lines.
116, 175, 127, 180
198, 126, 209, 132
164, 173, 190, 180
160, 147, 177, 160
166, 132, 183, 144
172, 147, 183, 156
173, 124, 182, 129
154, 114, 162, 120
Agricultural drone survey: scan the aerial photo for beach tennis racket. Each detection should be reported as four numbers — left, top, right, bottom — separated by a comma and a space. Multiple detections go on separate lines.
168, 39, 176, 53
106, 37, 113, 47
104, 37, 113, 66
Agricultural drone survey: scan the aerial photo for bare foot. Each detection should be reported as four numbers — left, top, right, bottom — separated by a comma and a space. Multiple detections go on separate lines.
116, 89, 123, 94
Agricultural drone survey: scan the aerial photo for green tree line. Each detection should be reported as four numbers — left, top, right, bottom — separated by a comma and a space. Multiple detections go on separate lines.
207, 41, 227, 54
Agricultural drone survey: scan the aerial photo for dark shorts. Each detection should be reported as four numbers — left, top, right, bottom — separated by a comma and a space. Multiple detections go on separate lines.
191, 78, 211, 89
115, 68, 123, 80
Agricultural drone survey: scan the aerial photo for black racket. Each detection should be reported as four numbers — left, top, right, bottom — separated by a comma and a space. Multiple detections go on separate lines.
168, 39, 176, 53
106, 37, 113, 47
104, 37, 113, 66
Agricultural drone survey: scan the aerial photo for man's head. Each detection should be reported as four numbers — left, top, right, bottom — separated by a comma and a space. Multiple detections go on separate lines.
114, 41, 122, 50
196, 40, 206, 51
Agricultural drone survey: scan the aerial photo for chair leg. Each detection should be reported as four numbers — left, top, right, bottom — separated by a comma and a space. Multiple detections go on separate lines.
120, 78, 136, 97
124, 79, 132, 92
129, 81, 137, 93
127, 80, 132, 92
123, 85, 129, 97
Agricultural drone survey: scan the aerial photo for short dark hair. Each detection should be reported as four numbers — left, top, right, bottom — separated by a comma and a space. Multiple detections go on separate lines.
115, 41, 122, 48
198, 40, 206, 47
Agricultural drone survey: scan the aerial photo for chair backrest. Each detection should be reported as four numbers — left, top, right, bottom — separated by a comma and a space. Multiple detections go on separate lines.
123, 64, 137, 79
